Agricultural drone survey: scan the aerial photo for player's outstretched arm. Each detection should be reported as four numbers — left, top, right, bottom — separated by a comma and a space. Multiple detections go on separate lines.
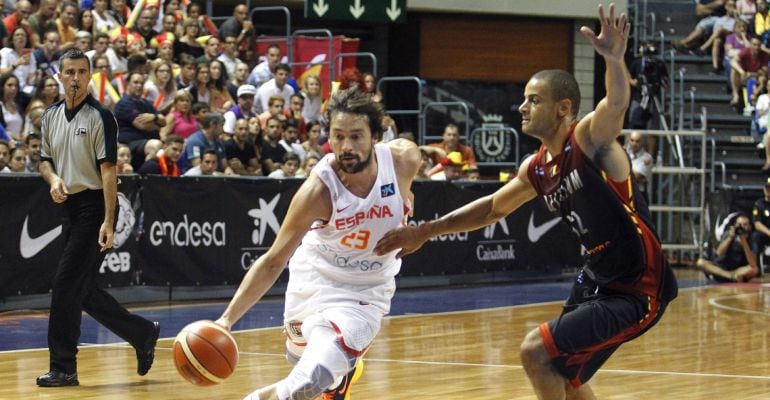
216, 175, 331, 330
577, 3, 631, 150
375, 156, 538, 258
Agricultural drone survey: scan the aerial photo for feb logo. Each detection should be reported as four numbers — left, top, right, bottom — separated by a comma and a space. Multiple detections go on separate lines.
471, 113, 513, 163
75, 127, 87, 136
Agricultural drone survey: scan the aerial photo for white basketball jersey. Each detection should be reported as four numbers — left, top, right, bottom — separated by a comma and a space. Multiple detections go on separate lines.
285, 143, 407, 319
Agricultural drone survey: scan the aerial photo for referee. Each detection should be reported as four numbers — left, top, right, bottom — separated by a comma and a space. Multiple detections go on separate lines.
37, 49, 160, 387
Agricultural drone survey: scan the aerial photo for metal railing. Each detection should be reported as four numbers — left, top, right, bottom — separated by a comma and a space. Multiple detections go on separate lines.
420, 102, 470, 144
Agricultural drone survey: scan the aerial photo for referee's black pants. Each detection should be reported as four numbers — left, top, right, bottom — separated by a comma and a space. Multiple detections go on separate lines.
48, 189, 154, 374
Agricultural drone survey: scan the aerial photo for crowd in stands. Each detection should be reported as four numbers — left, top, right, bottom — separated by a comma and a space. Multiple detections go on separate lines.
0, 0, 485, 181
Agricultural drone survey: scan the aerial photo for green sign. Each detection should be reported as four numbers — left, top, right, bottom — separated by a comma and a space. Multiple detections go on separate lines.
305, 0, 407, 23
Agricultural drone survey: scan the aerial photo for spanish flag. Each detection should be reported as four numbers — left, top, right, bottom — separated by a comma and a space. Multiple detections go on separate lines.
92, 72, 120, 104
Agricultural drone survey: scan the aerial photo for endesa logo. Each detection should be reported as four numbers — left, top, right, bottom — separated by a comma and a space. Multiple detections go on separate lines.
334, 204, 394, 230
149, 214, 226, 247
407, 215, 469, 242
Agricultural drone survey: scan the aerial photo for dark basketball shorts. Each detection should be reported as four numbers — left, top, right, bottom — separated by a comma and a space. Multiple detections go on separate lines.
539, 274, 668, 388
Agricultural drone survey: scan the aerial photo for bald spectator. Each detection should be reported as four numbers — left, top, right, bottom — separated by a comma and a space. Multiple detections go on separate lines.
424, 123, 477, 168
218, 4, 253, 48
3, 0, 31, 35
225, 118, 261, 176
625, 131, 654, 199
227, 61, 249, 100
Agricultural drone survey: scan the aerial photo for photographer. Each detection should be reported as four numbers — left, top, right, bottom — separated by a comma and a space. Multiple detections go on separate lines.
628, 41, 669, 130
696, 213, 760, 282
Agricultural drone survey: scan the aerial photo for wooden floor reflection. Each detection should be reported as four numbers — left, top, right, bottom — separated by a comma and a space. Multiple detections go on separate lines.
2, 283, 769, 399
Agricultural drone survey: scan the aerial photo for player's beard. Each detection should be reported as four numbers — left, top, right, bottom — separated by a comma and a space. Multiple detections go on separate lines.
337, 148, 372, 174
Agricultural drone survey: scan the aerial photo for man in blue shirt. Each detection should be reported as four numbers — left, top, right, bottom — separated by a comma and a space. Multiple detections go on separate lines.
113, 72, 165, 171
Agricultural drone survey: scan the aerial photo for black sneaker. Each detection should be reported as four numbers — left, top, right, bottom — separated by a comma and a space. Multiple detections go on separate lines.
136, 321, 160, 376
36, 370, 79, 387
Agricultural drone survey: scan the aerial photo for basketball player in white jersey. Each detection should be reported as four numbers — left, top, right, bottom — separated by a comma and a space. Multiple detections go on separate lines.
216, 86, 421, 400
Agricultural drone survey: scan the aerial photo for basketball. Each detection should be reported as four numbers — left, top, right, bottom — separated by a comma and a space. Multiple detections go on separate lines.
172, 320, 239, 386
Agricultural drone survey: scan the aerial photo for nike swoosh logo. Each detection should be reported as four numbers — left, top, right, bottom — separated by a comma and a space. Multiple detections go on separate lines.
20, 216, 62, 259
715, 211, 739, 239
336, 204, 352, 213
527, 213, 561, 243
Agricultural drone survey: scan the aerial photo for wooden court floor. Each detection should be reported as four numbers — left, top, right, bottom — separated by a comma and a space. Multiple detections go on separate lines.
2, 280, 769, 399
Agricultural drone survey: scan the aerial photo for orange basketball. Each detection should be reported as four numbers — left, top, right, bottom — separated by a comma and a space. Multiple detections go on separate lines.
172, 320, 239, 386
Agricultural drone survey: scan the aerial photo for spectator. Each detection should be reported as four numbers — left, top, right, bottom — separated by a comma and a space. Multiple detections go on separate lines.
28, 0, 58, 47
78, 9, 94, 35
0, 73, 24, 142
153, 33, 177, 68
430, 151, 465, 181
2, 0, 31, 38
465, 166, 481, 181
92, 0, 118, 34
267, 151, 299, 178
224, 118, 261, 176
672, 0, 727, 52
258, 95, 285, 128
255, 63, 293, 114
85, 32, 110, 65
105, 30, 128, 75
125, 32, 147, 57
295, 152, 319, 178
247, 43, 281, 88
175, 18, 203, 60
723, 19, 749, 75
260, 115, 286, 173
362, 72, 383, 102
0, 138, 9, 172
300, 73, 323, 123
116, 142, 133, 174
737, 0, 757, 22
278, 118, 305, 160
34, 31, 62, 75
137, 134, 183, 176
197, 35, 219, 64
175, 53, 196, 90
227, 61, 249, 100
183, 148, 222, 176
425, 123, 477, 168
160, 90, 198, 139
217, 4, 253, 51
624, 131, 654, 199
283, 93, 307, 136
752, 178, 770, 257
23, 131, 40, 172
338, 67, 362, 90
223, 83, 256, 135
757, 0, 769, 41
192, 101, 210, 125
30, 76, 61, 110
186, 62, 211, 105
144, 59, 176, 113
217, 34, 241, 78
109, 0, 130, 26
24, 104, 43, 137
57, 1, 80, 50
301, 120, 324, 158
696, 213, 759, 281
729, 37, 768, 107
114, 71, 165, 170
695, 0, 738, 62
7, 146, 26, 172
208, 59, 233, 113
90, 55, 118, 108
183, 112, 229, 172
132, 8, 158, 58
74, 30, 92, 53
0, 27, 38, 95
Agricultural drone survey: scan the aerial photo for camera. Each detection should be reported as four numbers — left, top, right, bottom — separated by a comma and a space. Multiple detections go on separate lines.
639, 44, 657, 56
735, 226, 746, 235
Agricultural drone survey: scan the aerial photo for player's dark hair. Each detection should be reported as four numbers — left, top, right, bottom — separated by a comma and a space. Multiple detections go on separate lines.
532, 69, 581, 118
324, 86, 383, 140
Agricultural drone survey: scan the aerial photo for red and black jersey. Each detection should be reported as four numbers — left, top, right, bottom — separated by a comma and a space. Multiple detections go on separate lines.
526, 124, 676, 300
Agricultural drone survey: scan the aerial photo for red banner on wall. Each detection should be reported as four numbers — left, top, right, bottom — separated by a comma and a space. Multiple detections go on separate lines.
256, 35, 360, 98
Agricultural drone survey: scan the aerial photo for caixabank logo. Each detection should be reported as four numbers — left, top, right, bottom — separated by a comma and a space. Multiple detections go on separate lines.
240, 194, 282, 270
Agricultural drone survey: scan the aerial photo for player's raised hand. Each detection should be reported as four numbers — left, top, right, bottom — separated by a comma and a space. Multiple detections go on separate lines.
580, 3, 630, 63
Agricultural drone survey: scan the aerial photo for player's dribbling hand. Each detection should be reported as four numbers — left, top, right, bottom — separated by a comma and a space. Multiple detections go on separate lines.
374, 226, 428, 259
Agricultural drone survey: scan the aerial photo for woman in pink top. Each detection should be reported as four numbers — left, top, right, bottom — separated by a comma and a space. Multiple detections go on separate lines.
160, 90, 199, 139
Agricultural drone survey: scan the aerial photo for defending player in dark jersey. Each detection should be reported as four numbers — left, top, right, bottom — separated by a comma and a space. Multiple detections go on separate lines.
374, 4, 677, 399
